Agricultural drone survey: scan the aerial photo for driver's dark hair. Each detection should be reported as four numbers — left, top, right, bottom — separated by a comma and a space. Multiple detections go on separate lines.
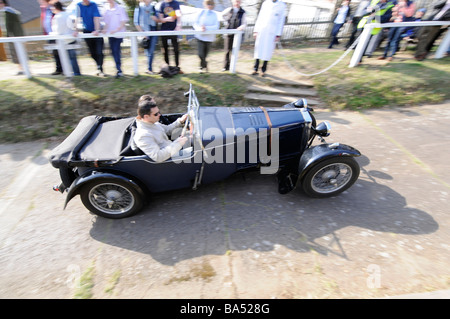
53, 1, 65, 11
137, 94, 157, 118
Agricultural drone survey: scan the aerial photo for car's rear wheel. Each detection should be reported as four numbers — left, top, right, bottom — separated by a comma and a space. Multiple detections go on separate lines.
80, 179, 144, 219
301, 157, 360, 198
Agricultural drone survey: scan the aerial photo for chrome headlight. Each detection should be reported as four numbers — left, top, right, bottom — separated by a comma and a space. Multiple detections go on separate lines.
312, 121, 331, 137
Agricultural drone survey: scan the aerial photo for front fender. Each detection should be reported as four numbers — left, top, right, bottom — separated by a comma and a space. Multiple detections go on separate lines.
298, 143, 361, 179
64, 170, 147, 209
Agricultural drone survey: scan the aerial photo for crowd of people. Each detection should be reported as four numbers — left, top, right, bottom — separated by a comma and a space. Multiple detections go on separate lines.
1, 0, 449, 77
331, 0, 450, 62
0, 0, 286, 78
130, 0, 449, 163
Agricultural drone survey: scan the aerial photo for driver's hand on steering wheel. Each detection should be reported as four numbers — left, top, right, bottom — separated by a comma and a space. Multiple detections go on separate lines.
180, 114, 189, 124
176, 135, 188, 146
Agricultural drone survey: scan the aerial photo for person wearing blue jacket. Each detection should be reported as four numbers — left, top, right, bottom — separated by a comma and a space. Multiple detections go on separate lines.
134, 0, 160, 74
328, 0, 352, 49
193, 0, 219, 72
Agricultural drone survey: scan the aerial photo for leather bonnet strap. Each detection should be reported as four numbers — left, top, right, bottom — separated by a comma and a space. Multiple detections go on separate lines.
259, 106, 272, 155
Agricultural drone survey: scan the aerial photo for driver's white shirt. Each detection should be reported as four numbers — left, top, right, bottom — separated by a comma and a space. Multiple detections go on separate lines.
134, 117, 184, 162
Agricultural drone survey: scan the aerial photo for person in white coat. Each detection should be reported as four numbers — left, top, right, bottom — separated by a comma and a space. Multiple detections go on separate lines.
252, 0, 286, 77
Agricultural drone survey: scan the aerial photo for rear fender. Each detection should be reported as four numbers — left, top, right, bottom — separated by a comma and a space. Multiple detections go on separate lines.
64, 170, 147, 209
298, 143, 361, 179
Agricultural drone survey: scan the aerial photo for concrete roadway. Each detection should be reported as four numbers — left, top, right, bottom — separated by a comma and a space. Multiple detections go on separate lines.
0, 103, 449, 299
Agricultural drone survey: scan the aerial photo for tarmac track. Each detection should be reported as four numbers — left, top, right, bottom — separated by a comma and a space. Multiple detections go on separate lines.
0, 102, 449, 299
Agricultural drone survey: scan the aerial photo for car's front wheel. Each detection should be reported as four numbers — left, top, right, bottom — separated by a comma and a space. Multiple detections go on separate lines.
301, 157, 360, 198
80, 179, 144, 219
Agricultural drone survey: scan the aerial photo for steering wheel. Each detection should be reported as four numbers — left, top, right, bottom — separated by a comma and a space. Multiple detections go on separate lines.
188, 112, 194, 135
182, 85, 205, 154
181, 110, 194, 138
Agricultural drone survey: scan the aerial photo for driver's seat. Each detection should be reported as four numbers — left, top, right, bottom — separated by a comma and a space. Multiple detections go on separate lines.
120, 120, 145, 156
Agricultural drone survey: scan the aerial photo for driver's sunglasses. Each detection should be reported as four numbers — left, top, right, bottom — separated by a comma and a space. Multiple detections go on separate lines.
151, 111, 161, 117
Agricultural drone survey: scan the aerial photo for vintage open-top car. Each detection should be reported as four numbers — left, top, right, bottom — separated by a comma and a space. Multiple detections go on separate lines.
49, 84, 361, 219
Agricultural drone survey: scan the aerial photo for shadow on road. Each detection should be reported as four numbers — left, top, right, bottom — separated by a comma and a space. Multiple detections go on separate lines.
89, 155, 438, 265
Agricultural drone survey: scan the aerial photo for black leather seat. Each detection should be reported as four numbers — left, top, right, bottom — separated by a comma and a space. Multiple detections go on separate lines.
119, 120, 145, 156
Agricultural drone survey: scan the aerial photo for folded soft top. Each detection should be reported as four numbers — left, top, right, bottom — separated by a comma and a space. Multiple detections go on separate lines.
49, 116, 135, 168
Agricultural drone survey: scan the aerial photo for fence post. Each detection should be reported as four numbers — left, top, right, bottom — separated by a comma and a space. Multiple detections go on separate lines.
57, 39, 73, 77
14, 41, 31, 78
130, 35, 139, 76
230, 30, 242, 74
349, 24, 373, 67
435, 29, 450, 59
1, 30, 246, 76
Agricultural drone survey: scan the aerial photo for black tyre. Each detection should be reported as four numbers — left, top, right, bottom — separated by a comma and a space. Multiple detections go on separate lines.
301, 157, 360, 198
80, 179, 144, 219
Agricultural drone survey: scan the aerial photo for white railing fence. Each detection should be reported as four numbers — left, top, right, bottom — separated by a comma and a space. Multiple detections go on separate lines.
0, 29, 244, 78
349, 20, 450, 68
1, 21, 449, 77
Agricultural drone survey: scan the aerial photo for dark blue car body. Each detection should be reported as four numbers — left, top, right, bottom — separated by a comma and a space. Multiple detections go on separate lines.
49, 86, 361, 219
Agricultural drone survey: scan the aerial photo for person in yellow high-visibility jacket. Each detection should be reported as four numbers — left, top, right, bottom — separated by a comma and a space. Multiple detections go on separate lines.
357, 0, 396, 59
357, 0, 381, 29
357, 0, 396, 35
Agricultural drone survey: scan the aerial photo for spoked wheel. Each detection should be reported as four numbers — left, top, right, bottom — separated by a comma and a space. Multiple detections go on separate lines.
80, 179, 144, 219
302, 157, 360, 198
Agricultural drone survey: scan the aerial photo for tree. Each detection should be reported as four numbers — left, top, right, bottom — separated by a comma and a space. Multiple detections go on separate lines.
121, 0, 144, 23
122, 0, 139, 11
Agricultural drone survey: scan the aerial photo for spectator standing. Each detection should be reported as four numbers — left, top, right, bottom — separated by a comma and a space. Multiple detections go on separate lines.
379, 0, 416, 61
159, 0, 183, 73
76, 0, 105, 76
400, 7, 426, 42
39, 0, 63, 75
102, 0, 128, 78
360, 0, 396, 58
221, 0, 246, 72
346, 0, 370, 49
414, 0, 450, 61
252, 0, 286, 77
328, 0, 352, 49
134, 0, 159, 74
50, 1, 81, 76
0, 0, 24, 75
193, 0, 219, 73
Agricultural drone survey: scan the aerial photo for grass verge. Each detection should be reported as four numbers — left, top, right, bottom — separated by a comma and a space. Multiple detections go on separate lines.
1, 45, 449, 143
0, 72, 248, 143
272, 46, 450, 110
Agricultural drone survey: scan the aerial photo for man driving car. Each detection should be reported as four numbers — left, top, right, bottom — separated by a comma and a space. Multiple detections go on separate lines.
133, 95, 188, 162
